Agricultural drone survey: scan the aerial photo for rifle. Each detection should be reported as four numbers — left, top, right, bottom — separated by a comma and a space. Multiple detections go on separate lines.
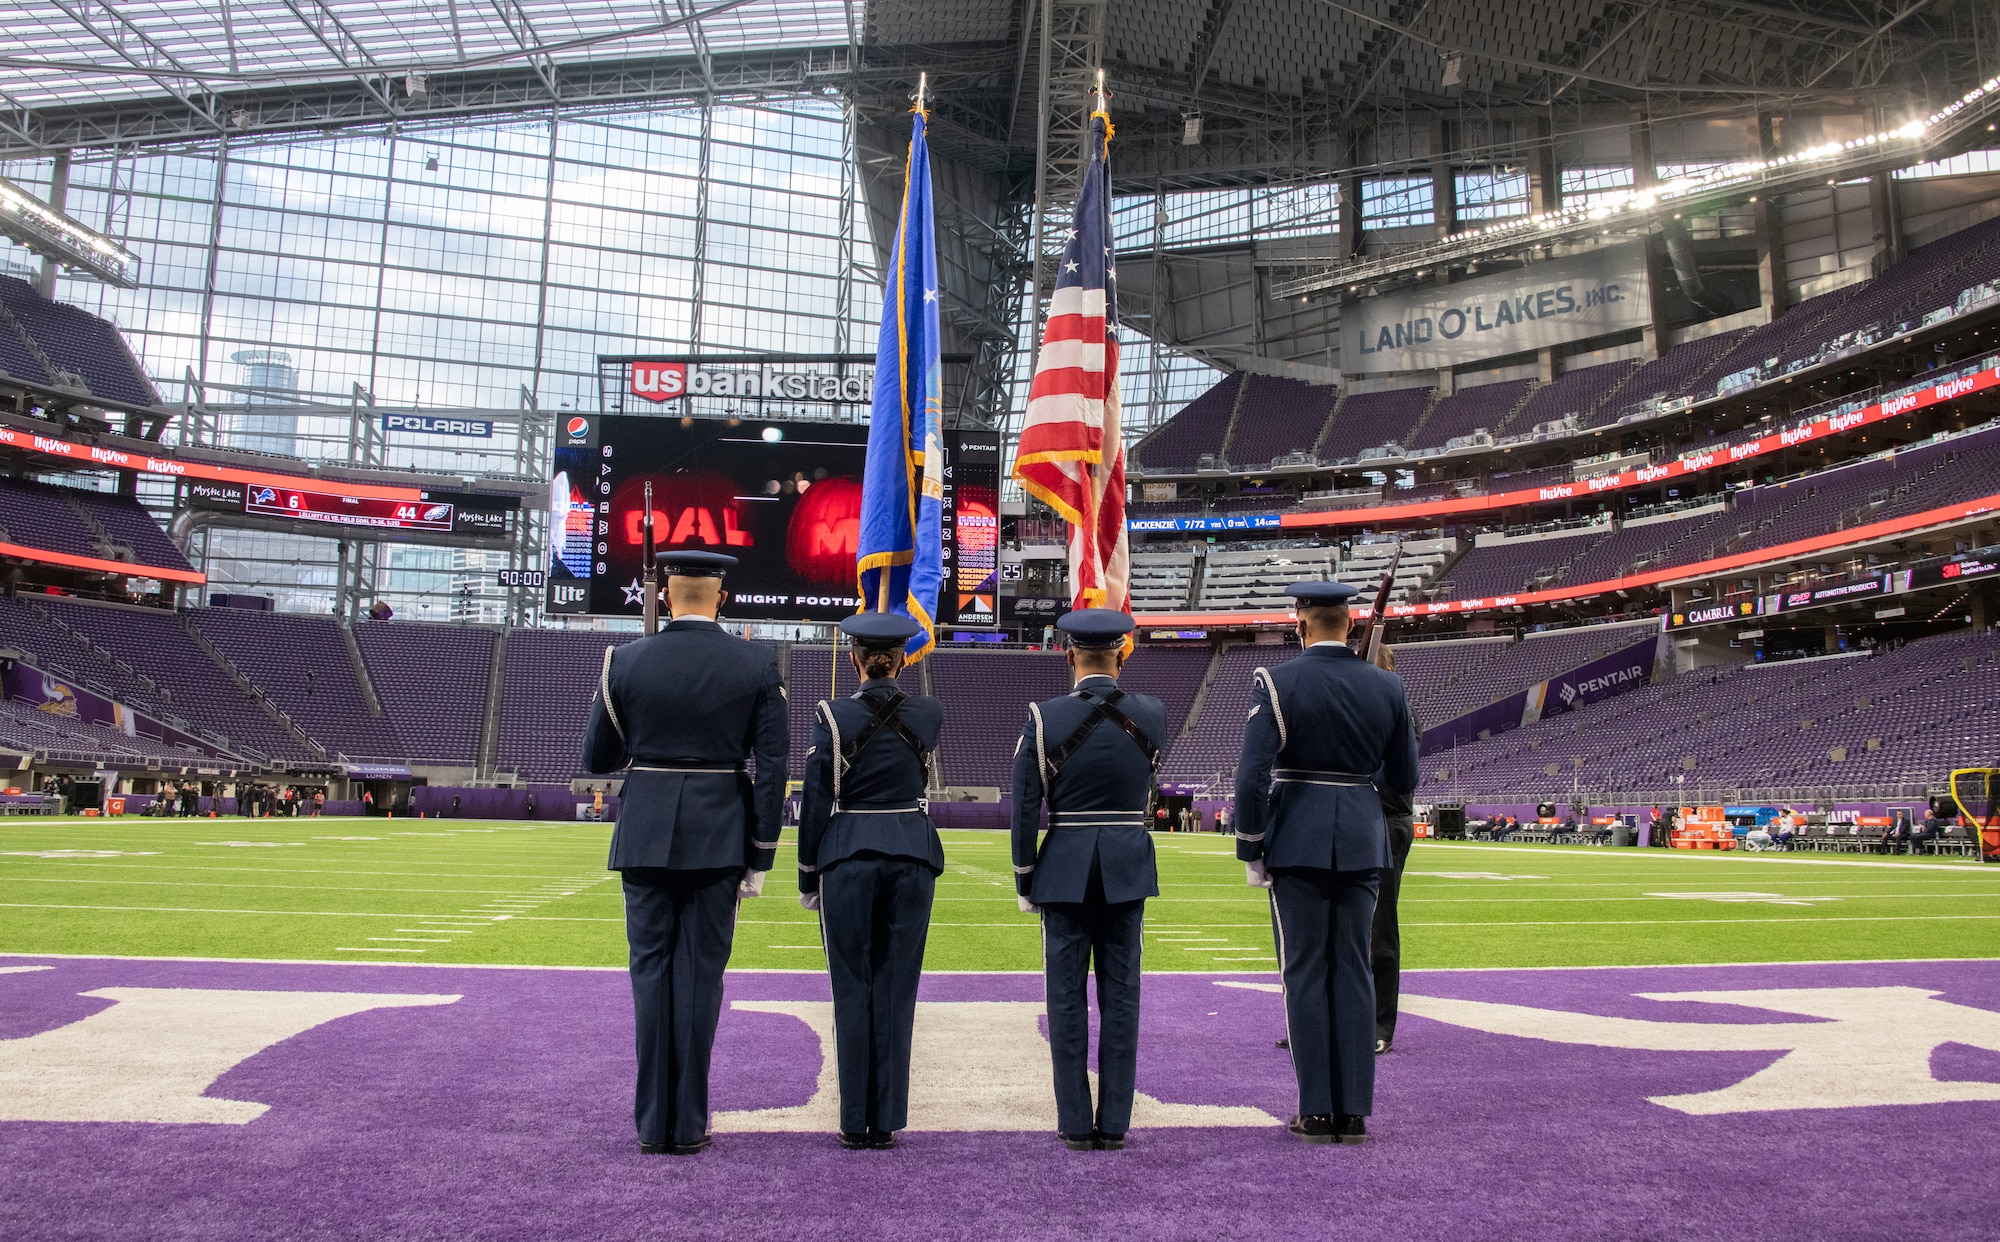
640, 480, 659, 636
1352, 544, 1402, 666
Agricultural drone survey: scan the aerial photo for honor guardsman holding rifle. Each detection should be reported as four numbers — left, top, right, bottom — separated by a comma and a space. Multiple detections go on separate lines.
1234, 579, 1418, 1145
582, 547, 788, 1156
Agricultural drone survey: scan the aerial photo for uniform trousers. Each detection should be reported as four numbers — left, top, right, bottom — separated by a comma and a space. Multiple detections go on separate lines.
819, 853, 936, 1134
1270, 866, 1381, 1117
1372, 815, 1416, 1044
622, 866, 741, 1146
1040, 868, 1145, 1138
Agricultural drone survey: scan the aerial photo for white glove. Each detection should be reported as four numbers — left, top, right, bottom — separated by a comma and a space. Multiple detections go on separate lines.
799, 891, 821, 912
1017, 894, 1043, 915
1245, 859, 1273, 889
737, 869, 767, 899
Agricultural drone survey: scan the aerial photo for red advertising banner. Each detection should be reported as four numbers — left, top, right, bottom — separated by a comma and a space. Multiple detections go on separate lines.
1275, 363, 2000, 530
0, 425, 424, 502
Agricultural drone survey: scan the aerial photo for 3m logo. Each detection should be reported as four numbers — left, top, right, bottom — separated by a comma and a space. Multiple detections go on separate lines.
629, 361, 687, 403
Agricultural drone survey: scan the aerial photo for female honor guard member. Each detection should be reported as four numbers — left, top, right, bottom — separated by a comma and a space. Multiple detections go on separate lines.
1234, 581, 1417, 1146
582, 550, 789, 1156
1011, 609, 1168, 1152
796, 612, 945, 1150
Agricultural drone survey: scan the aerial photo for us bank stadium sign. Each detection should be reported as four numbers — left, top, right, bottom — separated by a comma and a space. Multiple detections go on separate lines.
597, 354, 876, 415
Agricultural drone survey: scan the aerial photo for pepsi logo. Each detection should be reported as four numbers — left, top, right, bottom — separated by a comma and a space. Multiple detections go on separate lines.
566, 417, 589, 437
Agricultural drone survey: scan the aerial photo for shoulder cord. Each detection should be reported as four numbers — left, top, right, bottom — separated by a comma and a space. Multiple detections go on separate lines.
818, 700, 844, 801
599, 646, 626, 744
1254, 666, 1287, 750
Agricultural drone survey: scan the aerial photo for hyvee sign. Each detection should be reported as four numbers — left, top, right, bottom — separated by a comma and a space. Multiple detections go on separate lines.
1348, 243, 1650, 373
628, 360, 874, 404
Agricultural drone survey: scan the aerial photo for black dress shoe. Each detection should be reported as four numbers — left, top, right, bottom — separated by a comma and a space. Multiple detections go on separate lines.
1275, 1037, 1290, 1049
866, 1129, 897, 1150
1334, 1114, 1368, 1145
839, 1131, 871, 1150
1287, 1114, 1337, 1145
1093, 1131, 1126, 1151
640, 1136, 710, 1155
1059, 1132, 1097, 1151
1374, 1036, 1392, 1055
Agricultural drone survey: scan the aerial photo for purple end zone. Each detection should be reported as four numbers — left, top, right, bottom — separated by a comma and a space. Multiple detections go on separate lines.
2, 957, 1997, 1241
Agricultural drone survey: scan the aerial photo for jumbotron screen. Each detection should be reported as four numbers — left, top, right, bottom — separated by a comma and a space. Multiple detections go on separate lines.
545, 415, 1001, 625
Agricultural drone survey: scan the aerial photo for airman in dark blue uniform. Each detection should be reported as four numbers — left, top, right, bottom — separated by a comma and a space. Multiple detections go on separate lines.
582, 550, 788, 1156
797, 612, 944, 1150
1011, 609, 1167, 1151
1234, 581, 1418, 1146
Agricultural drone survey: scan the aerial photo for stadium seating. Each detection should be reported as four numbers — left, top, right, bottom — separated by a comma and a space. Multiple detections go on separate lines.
35, 597, 311, 760
496, 627, 637, 782
1317, 387, 1432, 462
1426, 626, 2000, 800
1413, 620, 1656, 723
0, 477, 193, 576
1406, 378, 1533, 452
926, 648, 1074, 789
1159, 643, 1285, 786
1225, 375, 1335, 468
1587, 329, 1748, 427
0, 276, 158, 406
1132, 372, 1243, 470
353, 620, 495, 766
1130, 550, 1197, 610
1385, 637, 1509, 721
1510, 360, 1638, 432
189, 607, 398, 760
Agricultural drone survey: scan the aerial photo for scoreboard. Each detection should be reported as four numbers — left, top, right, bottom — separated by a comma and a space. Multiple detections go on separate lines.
188, 480, 514, 536
545, 415, 1002, 625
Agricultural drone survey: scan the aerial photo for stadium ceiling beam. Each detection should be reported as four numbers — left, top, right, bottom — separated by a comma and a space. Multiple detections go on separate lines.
0, 85, 39, 150
1185, 0, 1244, 98
42, 0, 224, 132
273, 0, 401, 115
1335, 0, 1433, 122
1693, 0, 1883, 37
663, 0, 720, 94
1304, 0, 1804, 98
1803, 0, 1943, 91
0, 45, 868, 159
485, 0, 563, 99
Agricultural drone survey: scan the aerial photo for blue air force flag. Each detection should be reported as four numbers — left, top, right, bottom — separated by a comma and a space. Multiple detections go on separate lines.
856, 101, 945, 660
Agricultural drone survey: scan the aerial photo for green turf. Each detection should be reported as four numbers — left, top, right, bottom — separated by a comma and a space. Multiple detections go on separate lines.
2, 816, 1997, 970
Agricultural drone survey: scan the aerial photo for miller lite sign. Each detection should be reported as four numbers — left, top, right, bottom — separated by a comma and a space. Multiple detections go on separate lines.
629, 361, 688, 403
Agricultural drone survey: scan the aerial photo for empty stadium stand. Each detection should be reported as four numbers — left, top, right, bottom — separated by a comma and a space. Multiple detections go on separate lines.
0, 276, 158, 406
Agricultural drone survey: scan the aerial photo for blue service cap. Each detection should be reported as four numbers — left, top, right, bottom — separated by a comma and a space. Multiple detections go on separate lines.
1285, 580, 1361, 603
839, 611, 921, 647
1056, 607, 1136, 649
657, 549, 737, 577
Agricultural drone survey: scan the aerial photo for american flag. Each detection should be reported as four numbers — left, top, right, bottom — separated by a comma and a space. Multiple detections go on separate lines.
1013, 107, 1129, 615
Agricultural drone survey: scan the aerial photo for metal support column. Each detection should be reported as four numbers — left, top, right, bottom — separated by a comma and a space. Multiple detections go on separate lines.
34, 149, 71, 298
196, 137, 232, 393
1027, 0, 1105, 335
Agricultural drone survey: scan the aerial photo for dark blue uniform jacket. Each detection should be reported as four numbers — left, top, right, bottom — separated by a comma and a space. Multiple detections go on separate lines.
796, 679, 945, 894
582, 618, 788, 872
1011, 675, 1166, 906
1233, 644, 1418, 873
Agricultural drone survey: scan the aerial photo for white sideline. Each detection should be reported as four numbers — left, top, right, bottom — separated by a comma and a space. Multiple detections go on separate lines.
1420, 842, 1993, 873
4, 950, 1998, 975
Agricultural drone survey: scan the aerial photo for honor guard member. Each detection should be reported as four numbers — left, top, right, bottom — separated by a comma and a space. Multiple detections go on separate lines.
1234, 581, 1417, 1146
1012, 608, 1167, 1152
582, 550, 788, 1156
796, 612, 945, 1150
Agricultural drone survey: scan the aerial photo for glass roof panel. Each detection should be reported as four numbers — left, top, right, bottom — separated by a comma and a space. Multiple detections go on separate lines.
3, 0, 853, 109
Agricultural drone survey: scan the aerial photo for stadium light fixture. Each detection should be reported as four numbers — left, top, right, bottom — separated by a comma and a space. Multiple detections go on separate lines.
0, 175, 139, 289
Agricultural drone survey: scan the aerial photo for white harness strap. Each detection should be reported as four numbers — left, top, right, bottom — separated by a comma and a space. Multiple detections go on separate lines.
1254, 666, 1287, 750
818, 700, 845, 801
599, 646, 626, 744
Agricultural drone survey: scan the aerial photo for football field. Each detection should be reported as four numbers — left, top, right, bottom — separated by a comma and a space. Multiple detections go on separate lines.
4, 815, 1998, 970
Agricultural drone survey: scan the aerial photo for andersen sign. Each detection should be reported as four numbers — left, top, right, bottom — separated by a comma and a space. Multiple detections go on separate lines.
1348, 243, 1650, 373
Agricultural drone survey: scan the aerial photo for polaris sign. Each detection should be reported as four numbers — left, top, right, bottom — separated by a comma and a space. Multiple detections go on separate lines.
382, 413, 494, 439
